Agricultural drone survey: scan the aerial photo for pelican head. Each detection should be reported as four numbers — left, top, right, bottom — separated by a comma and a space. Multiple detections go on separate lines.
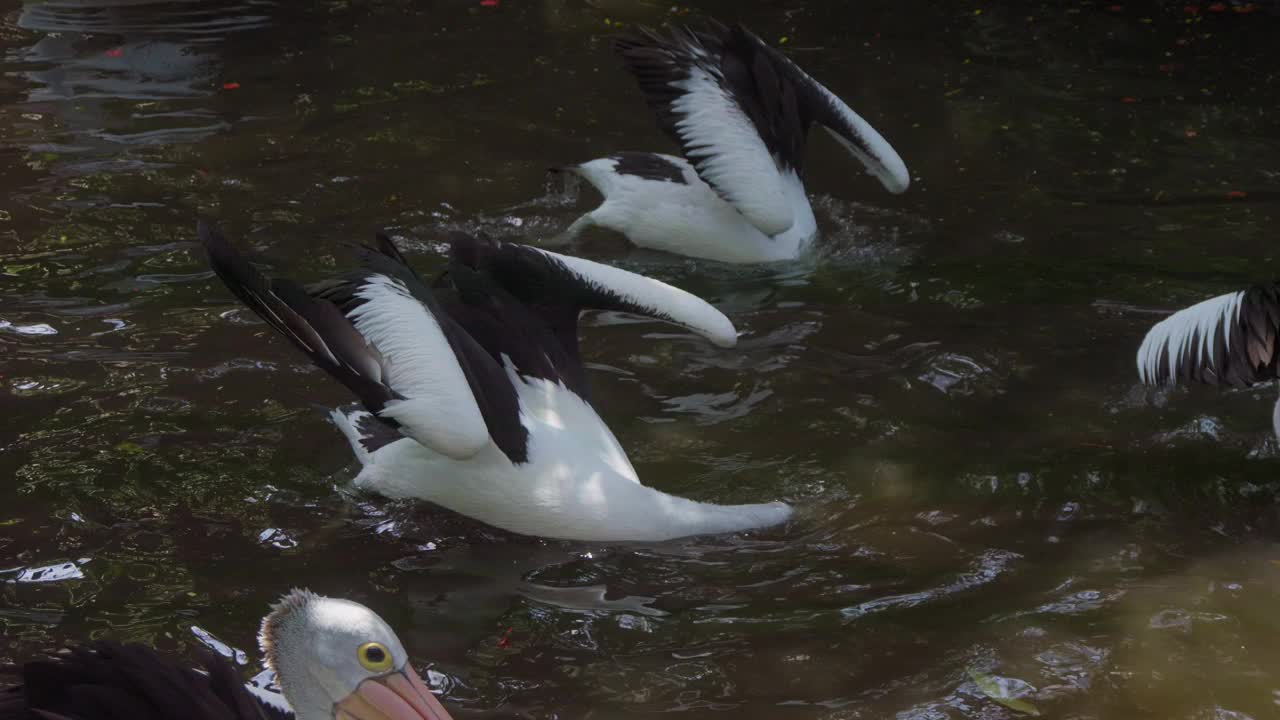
259, 589, 453, 720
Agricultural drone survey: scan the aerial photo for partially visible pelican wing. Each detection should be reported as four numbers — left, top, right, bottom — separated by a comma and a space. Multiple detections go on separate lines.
615, 24, 796, 237
1136, 285, 1280, 387
245, 668, 294, 720
202, 223, 491, 460
0, 642, 270, 720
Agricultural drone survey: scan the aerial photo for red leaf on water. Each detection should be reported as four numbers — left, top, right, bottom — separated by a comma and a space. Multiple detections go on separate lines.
222, 82, 241, 90
1121, 96, 1139, 103
1184, 128, 1198, 138
1207, 2, 1226, 10
480, 0, 498, 6
104, 48, 123, 58
1227, 190, 1247, 198
497, 627, 512, 648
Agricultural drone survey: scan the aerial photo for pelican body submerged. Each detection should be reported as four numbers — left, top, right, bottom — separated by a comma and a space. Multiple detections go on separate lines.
1137, 283, 1280, 438
201, 223, 792, 542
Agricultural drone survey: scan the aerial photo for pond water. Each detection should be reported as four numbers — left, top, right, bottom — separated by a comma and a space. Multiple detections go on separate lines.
3, 1, 1280, 718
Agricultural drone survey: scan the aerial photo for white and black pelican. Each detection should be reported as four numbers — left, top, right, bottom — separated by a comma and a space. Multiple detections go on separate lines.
0, 589, 451, 720
200, 222, 792, 541
556, 21, 910, 264
1136, 284, 1280, 437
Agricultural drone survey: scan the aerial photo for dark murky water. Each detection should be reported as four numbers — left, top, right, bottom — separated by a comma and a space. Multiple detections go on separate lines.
4, 1, 1280, 717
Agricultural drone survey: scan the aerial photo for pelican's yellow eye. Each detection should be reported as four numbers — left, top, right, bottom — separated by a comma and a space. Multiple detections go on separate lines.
357, 642, 393, 672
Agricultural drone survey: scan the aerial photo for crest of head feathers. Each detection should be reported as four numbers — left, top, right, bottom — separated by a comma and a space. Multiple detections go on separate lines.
258, 588, 317, 672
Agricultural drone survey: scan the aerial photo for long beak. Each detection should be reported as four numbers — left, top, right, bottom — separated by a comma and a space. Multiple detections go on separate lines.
334, 665, 454, 720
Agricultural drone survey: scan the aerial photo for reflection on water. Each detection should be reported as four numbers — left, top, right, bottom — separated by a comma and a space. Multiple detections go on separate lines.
13, 0, 272, 169
3, 1, 1280, 719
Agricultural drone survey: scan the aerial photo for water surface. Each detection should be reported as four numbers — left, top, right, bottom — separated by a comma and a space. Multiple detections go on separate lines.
4, 1, 1280, 718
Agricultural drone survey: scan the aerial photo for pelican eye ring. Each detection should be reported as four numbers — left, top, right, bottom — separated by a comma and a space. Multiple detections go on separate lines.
357, 642, 393, 672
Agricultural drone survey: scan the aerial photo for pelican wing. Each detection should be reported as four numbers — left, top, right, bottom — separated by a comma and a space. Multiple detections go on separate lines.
1136, 285, 1280, 387
615, 23, 909, 237
202, 223, 491, 460
444, 232, 737, 349
615, 23, 797, 236
0, 641, 274, 720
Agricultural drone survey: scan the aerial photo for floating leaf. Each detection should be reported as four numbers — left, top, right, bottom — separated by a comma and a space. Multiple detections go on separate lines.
967, 669, 1041, 716
115, 440, 145, 455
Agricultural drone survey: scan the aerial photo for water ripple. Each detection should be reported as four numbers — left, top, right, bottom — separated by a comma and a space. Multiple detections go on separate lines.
841, 549, 1022, 622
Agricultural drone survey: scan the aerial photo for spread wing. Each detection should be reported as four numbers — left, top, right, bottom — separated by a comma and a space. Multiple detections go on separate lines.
615, 23, 799, 236
443, 232, 737, 349
614, 22, 908, 237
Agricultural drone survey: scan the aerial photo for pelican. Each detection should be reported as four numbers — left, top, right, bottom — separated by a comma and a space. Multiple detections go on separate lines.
200, 222, 792, 541
556, 21, 909, 263
0, 589, 451, 720
1136, 284, 1280, 437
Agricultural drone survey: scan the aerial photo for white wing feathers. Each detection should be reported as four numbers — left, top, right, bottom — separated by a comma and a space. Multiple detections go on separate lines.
671, 66, 797, 236
347, 275, 490, 459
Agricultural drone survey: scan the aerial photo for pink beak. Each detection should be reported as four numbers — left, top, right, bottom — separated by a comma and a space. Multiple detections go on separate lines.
334, 665, 454, 720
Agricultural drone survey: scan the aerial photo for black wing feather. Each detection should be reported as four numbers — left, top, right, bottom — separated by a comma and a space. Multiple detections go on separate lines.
0, 642, 272, 720
334, 403, 405, 456
200, 221, 403, 427
205, 223, 530, 464
439, 232, 696, 401
1237, 284, 1280, 384
613, 21, 809, 173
